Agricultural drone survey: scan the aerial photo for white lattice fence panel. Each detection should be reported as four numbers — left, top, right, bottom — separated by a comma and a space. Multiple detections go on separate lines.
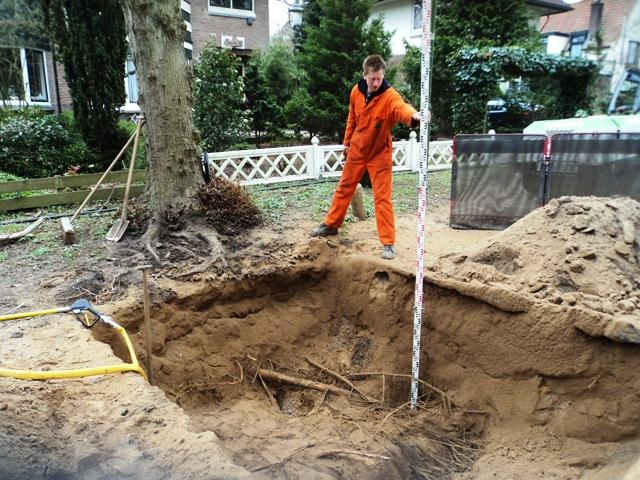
392, 141, 410, 169
320, 146, 345, 176
321, 143, 413, 176
205, 139, 453, 186
207, 146, 310, 184
427, 141, 453, 170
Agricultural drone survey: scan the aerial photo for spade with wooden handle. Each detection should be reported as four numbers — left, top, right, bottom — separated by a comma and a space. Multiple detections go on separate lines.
61, 120, 144, 245
106, 116, 144, 242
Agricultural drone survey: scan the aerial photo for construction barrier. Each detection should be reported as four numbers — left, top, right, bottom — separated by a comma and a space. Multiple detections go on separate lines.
450, 132, 640, 230
450, 134, 546, 229
546, 133, 640, 203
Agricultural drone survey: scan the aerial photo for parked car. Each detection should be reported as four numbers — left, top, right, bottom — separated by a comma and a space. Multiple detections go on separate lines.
487, 98, 541, 132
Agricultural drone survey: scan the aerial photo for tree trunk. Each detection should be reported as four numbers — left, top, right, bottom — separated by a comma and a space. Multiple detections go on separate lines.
120, 0, 203, 233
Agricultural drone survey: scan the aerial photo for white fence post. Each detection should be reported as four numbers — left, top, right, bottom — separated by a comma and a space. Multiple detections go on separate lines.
308, 136, 322, 179
409, 131, 419, 172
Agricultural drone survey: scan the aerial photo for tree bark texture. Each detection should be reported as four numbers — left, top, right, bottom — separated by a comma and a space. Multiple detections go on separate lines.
120, 0, 203, 223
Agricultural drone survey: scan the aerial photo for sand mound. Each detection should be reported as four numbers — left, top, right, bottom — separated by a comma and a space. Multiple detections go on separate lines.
436, 196, 640, 344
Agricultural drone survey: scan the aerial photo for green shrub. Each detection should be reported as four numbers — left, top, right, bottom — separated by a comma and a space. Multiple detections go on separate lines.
245, 37, 301, 143
0, 106, 49, 124
0, 171, 23, 182
0, 114, 92, 178
193, 42, 250, 152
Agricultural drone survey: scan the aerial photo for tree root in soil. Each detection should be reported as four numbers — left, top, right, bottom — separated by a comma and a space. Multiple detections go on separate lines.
247, 357, 465, 421
170, 355, 480, 477
316, 449, 391, 461
250, 443, 317, 473
305, 356, 377, 402
257, 368, 354, 397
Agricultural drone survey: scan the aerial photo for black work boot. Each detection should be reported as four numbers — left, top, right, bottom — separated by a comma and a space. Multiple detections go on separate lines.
310, 223, 338, 237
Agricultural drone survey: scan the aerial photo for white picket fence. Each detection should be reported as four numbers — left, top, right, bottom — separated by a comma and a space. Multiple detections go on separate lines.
205, 131, 453, 186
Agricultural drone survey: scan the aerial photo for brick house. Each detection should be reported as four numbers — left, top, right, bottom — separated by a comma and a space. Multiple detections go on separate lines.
366, 0, 570, 58
540, 0, 640, 95
125, 0, 271, 113
1, 0, 270, 114
0, 32, 72, 112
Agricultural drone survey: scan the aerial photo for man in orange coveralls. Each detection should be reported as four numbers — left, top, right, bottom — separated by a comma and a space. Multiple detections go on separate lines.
310, 54, 421, 260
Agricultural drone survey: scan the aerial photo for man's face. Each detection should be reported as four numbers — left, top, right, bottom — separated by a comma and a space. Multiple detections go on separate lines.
363, 68, 385, 93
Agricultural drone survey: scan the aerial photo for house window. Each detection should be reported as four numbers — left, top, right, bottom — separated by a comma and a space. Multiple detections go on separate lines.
569, 31, 587, 57
0, 47, 49, 104
123, 3, 191, 109
210, 0, 251, 9
0, 48, 24, 101
627, 41, 639, 67
208, 0, 255, 18
125, 53, 138, 104
413, 0, 422, 31
25, 49, 48, 102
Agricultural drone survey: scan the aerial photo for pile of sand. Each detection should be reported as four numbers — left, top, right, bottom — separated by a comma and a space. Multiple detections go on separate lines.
435, 196, 640, 343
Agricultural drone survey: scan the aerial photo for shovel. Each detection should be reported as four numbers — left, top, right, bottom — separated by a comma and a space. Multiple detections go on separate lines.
106, 116, 144, 242
61, 119, 144, 245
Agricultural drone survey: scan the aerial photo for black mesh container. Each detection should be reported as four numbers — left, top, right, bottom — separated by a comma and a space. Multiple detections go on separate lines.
450, 134, 546, 230
547, 133, 640, 203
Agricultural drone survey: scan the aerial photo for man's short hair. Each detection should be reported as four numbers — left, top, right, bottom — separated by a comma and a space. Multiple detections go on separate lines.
363, 55, 386, 74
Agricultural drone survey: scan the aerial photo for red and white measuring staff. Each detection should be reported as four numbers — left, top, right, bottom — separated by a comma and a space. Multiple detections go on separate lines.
411, 0, 434, 410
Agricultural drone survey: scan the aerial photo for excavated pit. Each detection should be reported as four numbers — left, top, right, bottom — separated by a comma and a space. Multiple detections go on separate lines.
99, 244, 640, 478
99, 258, 487, 478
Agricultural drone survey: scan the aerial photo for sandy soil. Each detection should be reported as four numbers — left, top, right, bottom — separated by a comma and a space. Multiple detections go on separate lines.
1, 196, 639, 479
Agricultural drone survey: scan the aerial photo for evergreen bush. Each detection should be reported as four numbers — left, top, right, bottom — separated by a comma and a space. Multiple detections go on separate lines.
42, 0, 128, 168
294, 0, 392, 140
193, 41, 250, 152
0, 113, 92, 178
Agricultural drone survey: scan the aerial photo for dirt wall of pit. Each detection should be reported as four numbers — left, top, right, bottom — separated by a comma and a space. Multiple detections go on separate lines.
102, 251, 640, 446
422, 276, 640, 442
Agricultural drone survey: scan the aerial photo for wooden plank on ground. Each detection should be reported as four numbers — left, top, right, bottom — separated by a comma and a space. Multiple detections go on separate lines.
0, 170, 146, 194
0, 185, 145, 212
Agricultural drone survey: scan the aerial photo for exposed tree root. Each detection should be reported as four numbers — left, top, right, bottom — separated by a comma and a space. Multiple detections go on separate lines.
317, 449, 391, 461
305, 357, 376, 403
256, 368, 354, 397
250, 443, 317, 473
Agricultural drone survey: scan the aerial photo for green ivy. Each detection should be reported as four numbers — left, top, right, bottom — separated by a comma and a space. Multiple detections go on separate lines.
449, 47, 598, 133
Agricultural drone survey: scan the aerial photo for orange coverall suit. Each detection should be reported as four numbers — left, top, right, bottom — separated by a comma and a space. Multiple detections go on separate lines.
324, 80, 417, 246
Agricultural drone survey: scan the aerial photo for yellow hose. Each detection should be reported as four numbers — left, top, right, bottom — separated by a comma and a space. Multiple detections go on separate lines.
0, 308, 67, 322
0, 363, 146, 380
0, 308, 147, 382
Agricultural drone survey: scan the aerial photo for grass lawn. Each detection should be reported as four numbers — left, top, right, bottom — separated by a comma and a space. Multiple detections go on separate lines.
249, 169, 451, 223
0, 169, 452, 266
